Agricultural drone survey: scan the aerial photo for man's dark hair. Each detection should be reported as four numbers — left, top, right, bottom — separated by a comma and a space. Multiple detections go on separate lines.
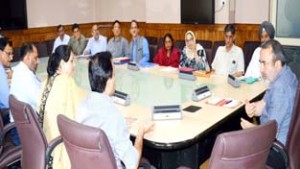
88, 51, 113, 93
224, 24, 236, 35
47, 45, 72, 77
20, 43, 35, 61
131, 20, 139, 28
0, 37, 12, 51
113, 20, 121, 27
72, 23, 80, 32
261, 39, 292, 66
57, 24, 63, 31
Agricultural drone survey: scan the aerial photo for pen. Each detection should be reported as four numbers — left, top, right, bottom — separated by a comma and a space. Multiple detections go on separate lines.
225, 100, 232, 105
217, 99, 227, 106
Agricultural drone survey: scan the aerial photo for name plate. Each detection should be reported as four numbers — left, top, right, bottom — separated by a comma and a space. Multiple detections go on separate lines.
112, 90, 130, 106
127, 62, 140, 71
152, 105, 182, 121
179, 71, 196, 81
192, 85, 212, 101
227, 74, 240, 88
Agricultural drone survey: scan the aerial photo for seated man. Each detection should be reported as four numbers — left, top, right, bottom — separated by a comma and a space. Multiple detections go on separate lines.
0, 37, 13, 125
68, 23, 87, 55
245, 21, 275, 79
107, 20, 130, 58
52, 24, 70, 53
240, 40, 298, 145
10, 43, 41, 111
83, 24, 107, 56
128, 20, 150, 65
212, 24, 244, 76
76, 51, 154, 169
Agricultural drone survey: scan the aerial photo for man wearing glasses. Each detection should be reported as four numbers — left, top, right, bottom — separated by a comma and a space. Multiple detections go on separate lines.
0, 37, 13, 125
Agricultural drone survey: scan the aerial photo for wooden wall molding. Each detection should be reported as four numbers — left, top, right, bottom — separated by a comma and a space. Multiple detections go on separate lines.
2, 22, 260, 48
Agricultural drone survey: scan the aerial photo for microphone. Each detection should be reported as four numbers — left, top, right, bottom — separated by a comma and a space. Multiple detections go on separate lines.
197, 49, 210, 72
197, 49, 204, 57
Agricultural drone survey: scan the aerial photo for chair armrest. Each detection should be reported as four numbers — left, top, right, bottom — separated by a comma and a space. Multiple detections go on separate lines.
272, 139, 289, 168
0, 122, 16, 146
45, 136, 63, 168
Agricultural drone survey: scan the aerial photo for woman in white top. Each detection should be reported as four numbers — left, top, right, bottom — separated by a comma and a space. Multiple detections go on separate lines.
245, 21, 275, 79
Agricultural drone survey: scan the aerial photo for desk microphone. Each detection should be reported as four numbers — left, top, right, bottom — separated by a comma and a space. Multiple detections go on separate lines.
197, 49, 210, 72
112, 90, 130, 106
197, 49, 204, 57
192, 85, 212, 101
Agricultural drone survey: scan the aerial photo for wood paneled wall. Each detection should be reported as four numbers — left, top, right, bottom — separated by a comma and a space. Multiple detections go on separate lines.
2, 22, 260, 48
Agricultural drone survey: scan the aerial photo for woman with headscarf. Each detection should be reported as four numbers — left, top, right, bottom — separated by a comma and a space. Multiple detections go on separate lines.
38, 45, 87, 169
179, 31, 210, 71
245, 21, 275, 79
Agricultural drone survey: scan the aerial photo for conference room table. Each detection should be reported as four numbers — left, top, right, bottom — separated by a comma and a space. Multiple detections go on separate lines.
35, 57, 267, 169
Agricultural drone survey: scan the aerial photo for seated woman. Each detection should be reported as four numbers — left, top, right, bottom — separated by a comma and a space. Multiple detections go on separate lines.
38, 45, 87, 169
76, 51, 154, 169
153, 33, 180, 67
179, 31, 210, 71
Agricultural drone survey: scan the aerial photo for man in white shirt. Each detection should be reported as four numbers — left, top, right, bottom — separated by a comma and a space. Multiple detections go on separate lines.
212, 24, 244, 77
77, 52, 153, 169
10, 43, 42, 111
83, 24, 107, 56
52, 24, 70, 53
245, 21, 275, 79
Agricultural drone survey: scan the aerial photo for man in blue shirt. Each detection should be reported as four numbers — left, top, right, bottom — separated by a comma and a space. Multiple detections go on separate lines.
240, 40, 298, 145
0, 37, 13, 125
129, 20, 150, 65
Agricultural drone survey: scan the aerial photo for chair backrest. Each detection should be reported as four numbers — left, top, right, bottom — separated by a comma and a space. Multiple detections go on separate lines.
208, 120, 277, 169
33, 42, 48, 58
211, 41, 225, 62
243, 41, 261, 71
145, 36, 158, 46
286, 82, 300, 169
196, 40, 212, 49
9, 95, 47, 169
45, 39, 55, 56
57, 114, 117, 169
174, 40, 185, 51
149, 44, 158, 62
12, 47, 22, 62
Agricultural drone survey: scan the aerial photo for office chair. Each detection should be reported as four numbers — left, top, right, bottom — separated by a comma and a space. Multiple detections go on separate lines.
243, 41, 260, 71
211, 41, 225, 63
208, 120, 277, 169
0, 113, 21, 168
9, 95, 62, 169
57, 114, 117, 169
271, 82, 300, 169
196, 40, 212, 49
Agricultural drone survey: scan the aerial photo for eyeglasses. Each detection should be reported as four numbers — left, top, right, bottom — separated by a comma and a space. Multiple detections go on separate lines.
3, 50, 13, 57
185, 38, 194, 43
